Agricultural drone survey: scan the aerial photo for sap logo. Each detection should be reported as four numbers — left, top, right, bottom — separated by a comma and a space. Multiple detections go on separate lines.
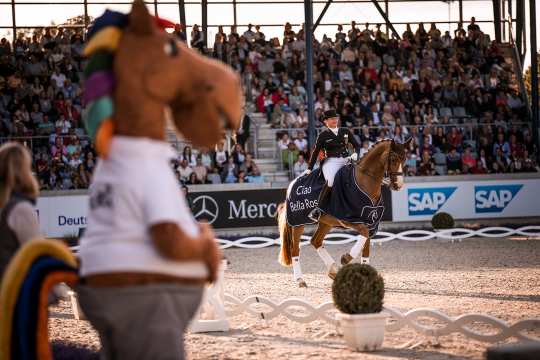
408, 187, 457, 216
475, 185, 523, 213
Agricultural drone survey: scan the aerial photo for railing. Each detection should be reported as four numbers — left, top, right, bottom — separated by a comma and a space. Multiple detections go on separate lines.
255, 121, 534, 173
506, 17, 532, 120
0, 135, 91, 152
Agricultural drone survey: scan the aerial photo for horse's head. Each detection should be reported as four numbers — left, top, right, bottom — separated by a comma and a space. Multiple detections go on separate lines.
386, 138, 411, 191
114, 0, 243, 147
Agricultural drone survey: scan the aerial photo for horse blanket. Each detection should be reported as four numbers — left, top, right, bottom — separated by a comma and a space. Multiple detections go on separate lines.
286, 168, 325, 227
286, 164, 384, 237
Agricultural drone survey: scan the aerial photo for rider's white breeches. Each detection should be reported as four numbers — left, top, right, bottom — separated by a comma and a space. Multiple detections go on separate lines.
322, 157, 348, 187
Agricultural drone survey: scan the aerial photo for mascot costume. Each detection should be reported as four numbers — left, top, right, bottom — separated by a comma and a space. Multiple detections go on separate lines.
0, 1, 242, 359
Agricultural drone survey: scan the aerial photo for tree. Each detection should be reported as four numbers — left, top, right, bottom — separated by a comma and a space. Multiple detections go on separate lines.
524, 52, 540, 99
61, 15, 94, 27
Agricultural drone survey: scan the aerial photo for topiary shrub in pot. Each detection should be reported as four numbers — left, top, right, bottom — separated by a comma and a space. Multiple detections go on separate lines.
431, 212, 456, 242
332, 263, 388, 351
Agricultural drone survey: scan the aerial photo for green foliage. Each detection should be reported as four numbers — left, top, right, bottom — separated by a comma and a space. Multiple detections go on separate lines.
332, 263, 385, 314
431, 212, 455, 230
524, 53, 540, 99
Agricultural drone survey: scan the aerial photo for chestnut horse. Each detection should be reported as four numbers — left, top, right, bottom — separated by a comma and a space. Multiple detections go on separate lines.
277, 138, 410, 287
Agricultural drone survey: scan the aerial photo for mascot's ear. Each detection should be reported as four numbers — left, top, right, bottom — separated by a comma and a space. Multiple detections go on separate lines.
128, 0, 156, 36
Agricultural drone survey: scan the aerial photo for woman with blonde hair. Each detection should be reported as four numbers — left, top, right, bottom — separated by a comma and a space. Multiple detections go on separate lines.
0, 142, 40, 279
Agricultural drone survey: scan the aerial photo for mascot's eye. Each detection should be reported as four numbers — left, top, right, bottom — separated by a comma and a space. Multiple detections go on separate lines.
164, 39, 179, 57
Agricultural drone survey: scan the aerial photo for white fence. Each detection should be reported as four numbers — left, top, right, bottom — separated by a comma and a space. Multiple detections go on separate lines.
216, 226, 540, 249
222, 293, 540, 343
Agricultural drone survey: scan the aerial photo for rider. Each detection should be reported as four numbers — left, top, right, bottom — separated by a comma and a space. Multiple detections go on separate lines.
304, 109, 361, 220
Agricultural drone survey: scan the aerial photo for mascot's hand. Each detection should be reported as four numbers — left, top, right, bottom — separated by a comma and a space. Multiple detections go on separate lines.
301, 169, 311, 177
349, 153, 358, 162
200, 222, 221, 283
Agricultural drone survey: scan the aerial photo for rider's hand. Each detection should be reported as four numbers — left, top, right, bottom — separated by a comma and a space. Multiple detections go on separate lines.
301, 169, 312, 176
349, 153, 358, 162
199, 222, 222, 283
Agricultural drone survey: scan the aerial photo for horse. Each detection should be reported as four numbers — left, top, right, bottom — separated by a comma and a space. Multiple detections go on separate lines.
277, 138, 410, 287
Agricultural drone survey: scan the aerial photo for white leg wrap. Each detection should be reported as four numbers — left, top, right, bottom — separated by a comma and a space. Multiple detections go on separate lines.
350, 235, 367, 259
361, 257, 370, 264
292, 256, 302, 280
317, 247, 335, 269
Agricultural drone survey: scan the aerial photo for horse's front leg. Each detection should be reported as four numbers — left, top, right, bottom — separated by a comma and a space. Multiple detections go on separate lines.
341, 225, 370, 265
291, 226, 307, 288
310, 220, 338, 279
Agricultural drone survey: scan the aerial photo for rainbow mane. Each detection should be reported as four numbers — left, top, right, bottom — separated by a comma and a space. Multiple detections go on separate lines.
82, 8, 176, 157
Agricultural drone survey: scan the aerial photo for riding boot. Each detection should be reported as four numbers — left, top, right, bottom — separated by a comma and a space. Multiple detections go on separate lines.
308, 183, 331, 221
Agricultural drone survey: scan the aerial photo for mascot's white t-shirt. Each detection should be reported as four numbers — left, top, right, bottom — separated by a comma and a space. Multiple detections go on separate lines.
79, 136, 207, 279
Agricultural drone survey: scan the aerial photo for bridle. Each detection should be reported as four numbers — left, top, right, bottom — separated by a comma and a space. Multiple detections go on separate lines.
384, 150, 404, 187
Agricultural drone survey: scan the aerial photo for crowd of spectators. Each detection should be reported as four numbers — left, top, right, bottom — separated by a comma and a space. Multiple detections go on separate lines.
192, 17, 536, 175
0, 27, 260, 188
0, 16, 537, 192
172, 141, 265, 185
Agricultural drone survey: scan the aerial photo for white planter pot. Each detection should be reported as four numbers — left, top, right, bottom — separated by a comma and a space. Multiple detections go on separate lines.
336, 312, 389, 352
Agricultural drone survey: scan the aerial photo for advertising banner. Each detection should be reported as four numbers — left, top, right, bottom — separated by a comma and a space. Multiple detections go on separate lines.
36, 186, 393, 237
392, 178, 540, 222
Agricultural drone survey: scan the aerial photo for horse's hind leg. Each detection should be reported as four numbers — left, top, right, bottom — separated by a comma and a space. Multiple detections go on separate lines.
291, 226, 307, 288
341, 224, 370, 266
310, 221, 338, 279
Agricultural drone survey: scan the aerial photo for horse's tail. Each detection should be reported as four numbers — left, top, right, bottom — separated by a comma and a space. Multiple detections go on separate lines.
277, 202, 293, 267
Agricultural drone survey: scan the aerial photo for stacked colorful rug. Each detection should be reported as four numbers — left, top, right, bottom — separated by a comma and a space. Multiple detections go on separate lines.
0, 239, 78, 360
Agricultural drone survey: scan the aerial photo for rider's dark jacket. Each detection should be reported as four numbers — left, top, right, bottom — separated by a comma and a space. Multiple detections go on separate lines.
308, 127, 361, 170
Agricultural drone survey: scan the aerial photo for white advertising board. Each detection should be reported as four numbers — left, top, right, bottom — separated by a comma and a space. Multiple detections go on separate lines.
36, 195, 88, 238
392, 178, 540, 222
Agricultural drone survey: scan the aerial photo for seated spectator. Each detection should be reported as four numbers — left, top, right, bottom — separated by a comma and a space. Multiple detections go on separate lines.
221, 157, 238, 183
246, 165, 265, 183
404, 150, 418, 176
207, 167, 222, 184
181, 146, 197, 167
461, 147, 476, 169
240, 153, 256, 175
293, 131, 308, 154
293, 153, 308, 178
237, 170, 247, 183
446, 147, 462, 175
277, 133, 291, 150
232, 143, 246, 165
282, 142, 299, 170
432, 148, 447, 175
186, 172, 202, 185
417, 150, 435, 176
192, 156, 208, 183
213, 141, 229, 171
471, 159, 488, 174
177, 159, 193, 182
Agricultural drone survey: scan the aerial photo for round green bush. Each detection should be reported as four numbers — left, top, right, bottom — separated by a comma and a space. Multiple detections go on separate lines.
332, 263, 385, 314
431, 212, 455, 230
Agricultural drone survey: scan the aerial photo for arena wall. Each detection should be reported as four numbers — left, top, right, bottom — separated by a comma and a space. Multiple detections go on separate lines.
39, 173, 540, 238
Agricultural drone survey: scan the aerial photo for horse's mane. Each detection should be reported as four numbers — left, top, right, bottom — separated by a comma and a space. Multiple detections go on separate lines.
357, 138, 392, 169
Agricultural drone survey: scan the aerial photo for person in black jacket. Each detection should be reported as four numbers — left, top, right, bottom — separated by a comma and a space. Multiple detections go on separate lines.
303, 109, 361, 220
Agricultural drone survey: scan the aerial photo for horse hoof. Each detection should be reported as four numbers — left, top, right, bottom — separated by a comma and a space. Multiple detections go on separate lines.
297, 278, 308, 288
341, 253, 353, 266
328, 263, 338, 280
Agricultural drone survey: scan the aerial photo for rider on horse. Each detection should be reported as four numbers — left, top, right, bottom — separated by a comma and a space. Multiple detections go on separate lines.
304, 109, 361, 221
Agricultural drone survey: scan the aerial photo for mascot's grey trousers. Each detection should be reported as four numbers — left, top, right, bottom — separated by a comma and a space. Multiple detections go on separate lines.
76, 283, 204, 360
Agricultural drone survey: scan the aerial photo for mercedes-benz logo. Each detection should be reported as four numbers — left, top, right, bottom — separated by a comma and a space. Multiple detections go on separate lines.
192, 195, 219, 224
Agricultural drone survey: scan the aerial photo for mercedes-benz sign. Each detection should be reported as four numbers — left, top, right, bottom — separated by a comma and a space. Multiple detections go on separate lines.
192, 195, 219, 224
